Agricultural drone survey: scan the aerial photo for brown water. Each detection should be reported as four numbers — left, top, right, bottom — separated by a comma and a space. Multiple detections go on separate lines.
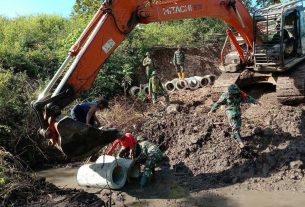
37, 167, 305, 207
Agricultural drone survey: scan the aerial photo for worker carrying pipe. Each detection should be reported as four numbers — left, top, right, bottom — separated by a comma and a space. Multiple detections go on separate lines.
208, 84, 261, 149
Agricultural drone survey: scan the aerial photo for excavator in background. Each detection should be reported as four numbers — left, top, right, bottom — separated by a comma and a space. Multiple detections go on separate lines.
32, 0, 305, 158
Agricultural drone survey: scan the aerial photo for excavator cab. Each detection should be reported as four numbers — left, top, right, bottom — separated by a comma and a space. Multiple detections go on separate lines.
253, 0, 305, 72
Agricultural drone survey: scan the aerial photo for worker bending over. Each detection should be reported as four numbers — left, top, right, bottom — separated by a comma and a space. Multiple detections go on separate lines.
71, 98, 109, 127
135, 135, 164, 187
107, 132, 140, 159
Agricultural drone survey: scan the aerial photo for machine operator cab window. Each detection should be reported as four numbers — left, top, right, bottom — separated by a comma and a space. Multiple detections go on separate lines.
254, 9, 299, 66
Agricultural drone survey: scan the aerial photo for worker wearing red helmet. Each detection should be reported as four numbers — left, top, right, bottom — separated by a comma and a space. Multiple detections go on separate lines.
107, 132, 140, 158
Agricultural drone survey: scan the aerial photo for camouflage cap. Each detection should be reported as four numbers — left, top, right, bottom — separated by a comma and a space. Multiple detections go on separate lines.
145, 52, 150, 56
136, 135, 147, 141
151, 71, 157, 76
228, 84, 240, 94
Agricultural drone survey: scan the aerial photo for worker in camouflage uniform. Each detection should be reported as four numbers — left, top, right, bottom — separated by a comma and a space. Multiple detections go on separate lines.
135, 135, 164, 187
149, 71, 169, 104
173, 45, 186, 80
143, 52, 155, 81
208, 84, 259, 148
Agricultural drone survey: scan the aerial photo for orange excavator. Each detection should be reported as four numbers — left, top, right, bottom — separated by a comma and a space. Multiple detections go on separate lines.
32, 0, 305, 158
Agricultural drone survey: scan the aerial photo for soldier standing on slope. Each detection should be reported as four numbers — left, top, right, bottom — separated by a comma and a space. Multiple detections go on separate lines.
173, 45, 186, 80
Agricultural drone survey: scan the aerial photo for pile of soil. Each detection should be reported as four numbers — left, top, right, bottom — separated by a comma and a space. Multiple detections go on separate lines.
135, 44, 222, 85
135, 86, 305, 192
0, 149, 106, 207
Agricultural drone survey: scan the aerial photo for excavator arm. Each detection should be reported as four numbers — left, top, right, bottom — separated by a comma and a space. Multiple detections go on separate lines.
32, 0, 253, 158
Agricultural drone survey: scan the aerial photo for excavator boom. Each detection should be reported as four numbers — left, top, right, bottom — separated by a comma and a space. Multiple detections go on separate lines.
32, 0, 254, 158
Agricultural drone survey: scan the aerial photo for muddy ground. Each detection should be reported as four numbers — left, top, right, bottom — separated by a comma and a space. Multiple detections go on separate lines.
37, 85, 305, 207
3, 44, 305, 206
138, 85, 305, 193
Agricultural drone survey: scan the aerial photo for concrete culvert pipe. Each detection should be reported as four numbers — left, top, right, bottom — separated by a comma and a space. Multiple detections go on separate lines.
129, 86, 140, 97
193, 76, 209, 88
143, 84, 150, 95
97, 155, 140, 178
165, 81, 176, 92
175, 79, 188, 90
185, 77, 200, 90
77, 155, 127, 189
204, 74, 217, 85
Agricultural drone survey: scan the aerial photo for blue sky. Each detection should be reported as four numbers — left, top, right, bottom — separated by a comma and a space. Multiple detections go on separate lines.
0, 0, 76, 18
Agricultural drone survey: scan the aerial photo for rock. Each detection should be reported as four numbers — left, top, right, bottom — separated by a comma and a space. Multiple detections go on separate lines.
166, 104, 180, 114
290, 160, 303, 170
252, 127, 262, 135
262, 127, 273, 136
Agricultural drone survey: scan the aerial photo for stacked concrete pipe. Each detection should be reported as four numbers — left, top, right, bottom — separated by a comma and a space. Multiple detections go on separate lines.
165, 78, 179, 92
175, 79, 188, 90
129, 74, 216, 96
193, 76, 210, 87
185, 77, 200, 90
204, 74, 217, 85
143, 84, 150, 95
129, 86, 140, 97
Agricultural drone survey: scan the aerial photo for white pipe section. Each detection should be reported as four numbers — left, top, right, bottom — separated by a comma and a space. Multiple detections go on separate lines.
185, 77, 200, 90
38, 55, 72, 100
165, 80, 176, 92
143, 84, 149, 95
193, 76, 209, 87
96, 155, 140, 178
204, 74, 216, 85
175, 79, 188, 90
52, 14, 109, 97
129, 86, 140, 97
77, 155, 128, 189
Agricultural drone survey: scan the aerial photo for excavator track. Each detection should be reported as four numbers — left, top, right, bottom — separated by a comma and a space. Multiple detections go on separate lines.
211, 72, 241, 101
276, 64, 305, 105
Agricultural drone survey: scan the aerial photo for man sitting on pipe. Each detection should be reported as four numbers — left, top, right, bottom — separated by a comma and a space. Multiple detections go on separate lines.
135, 135, 164, 187
149, 71, 169, 104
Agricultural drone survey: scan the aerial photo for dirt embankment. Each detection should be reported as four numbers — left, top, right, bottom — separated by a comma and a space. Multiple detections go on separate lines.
135, 44, 222, 85
134, 87, 305, 192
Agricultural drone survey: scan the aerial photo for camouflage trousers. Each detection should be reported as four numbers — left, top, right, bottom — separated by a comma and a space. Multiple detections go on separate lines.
152, 91, 169, 104
143, 149, 163, 177
146, 68, 155, 81
226, 109, 242, 141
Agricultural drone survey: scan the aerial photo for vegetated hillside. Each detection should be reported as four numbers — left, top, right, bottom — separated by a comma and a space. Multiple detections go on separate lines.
129, 86, 305, 192
135, 44, 222, 85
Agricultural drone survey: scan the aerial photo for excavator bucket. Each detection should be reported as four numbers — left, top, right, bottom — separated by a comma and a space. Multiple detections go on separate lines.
56, 117, 120, 160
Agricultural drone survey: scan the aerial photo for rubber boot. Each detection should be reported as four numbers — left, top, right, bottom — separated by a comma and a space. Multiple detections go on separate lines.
181, 72, 185, 80
140, 175, 149, 187
177, 72, 182, 80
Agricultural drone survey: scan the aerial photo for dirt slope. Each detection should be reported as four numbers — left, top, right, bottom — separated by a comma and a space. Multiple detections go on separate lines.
134, 86, 305, 192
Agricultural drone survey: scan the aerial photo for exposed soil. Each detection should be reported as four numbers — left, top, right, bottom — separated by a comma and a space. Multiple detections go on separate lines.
135, 44, 222, 85
4, 45, 305, 206
137, 86, 305, 193
38, 84, 305, 207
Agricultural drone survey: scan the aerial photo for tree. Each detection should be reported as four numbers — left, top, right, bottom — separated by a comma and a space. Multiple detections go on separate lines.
72, 0, 101, 17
